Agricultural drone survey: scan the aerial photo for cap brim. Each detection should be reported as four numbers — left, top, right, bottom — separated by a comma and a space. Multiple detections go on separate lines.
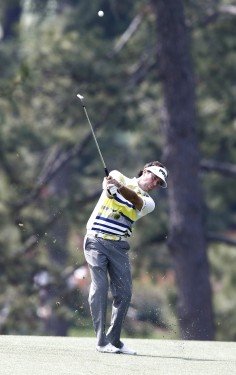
159, 180, 167, 188
145, 166, 167, 188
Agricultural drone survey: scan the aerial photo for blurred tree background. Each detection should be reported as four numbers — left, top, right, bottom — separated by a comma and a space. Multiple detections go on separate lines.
0, 0, 236, 341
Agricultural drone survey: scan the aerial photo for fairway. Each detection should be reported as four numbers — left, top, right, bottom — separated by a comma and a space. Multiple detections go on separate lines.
0, 336, 235, 375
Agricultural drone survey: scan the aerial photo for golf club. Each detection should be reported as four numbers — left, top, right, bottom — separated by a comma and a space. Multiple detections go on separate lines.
77, 93, 109, 177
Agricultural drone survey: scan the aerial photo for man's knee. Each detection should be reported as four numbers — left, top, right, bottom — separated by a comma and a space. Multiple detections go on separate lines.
114, 284, 132, 306
124, 287, 132, 303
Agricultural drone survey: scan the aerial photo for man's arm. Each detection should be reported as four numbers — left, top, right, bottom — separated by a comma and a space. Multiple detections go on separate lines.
106, 176, 143, 211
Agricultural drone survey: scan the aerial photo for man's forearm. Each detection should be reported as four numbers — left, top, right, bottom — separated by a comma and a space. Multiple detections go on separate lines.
118, 185, 143, 211
106, 176, 143, 210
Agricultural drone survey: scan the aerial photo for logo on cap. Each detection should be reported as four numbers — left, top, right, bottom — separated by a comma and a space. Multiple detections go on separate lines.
159, 168, 167, 178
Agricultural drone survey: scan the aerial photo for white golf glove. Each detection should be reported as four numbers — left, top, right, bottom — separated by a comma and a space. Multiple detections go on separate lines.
107, 184, 118, 197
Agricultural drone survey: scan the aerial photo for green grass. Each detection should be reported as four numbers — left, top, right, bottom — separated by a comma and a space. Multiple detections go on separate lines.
0, 335, 235, 375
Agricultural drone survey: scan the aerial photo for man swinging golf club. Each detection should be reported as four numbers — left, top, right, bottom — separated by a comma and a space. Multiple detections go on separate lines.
83, 161, 168, 354
77, 93, 168, 354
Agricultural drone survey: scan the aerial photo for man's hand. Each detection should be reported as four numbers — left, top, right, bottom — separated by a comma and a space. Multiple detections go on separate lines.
106, 176, 123, 189
107, 183, 118, 197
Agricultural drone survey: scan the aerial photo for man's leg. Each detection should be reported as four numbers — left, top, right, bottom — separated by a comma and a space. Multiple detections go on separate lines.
106, 240, 132, 348
84, 237, 110, 347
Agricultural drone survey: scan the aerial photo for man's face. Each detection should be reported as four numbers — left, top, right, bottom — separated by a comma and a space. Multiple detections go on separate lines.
139, 169, 163, 192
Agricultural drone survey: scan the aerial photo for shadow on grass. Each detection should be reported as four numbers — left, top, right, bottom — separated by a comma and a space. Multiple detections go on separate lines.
137, 354, 228, 362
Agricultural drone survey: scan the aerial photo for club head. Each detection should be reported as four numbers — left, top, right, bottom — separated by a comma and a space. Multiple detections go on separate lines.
77, 93, 84, 101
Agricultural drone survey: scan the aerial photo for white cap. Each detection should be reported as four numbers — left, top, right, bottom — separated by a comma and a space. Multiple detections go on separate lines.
145, 166, 168, 188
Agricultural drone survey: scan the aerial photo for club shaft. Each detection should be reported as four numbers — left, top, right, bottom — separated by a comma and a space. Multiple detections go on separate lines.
82, 105, 109, 177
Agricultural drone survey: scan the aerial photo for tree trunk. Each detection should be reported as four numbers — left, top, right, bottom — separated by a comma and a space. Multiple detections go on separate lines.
154, 0, 215, 339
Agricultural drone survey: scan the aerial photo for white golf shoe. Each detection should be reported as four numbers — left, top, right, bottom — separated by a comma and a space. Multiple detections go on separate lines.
96, 343, 120, 354
119, 343, 137, 355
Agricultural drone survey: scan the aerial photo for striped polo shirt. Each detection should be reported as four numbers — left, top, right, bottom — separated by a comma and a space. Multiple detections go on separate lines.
86, 170, 155, 238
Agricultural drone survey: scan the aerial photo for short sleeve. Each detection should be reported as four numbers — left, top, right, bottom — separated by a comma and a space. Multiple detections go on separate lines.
136, 195, 155, 220
110, 170, 124, 183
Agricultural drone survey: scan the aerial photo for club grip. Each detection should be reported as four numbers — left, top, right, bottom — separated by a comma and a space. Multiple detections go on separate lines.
104, 167, 109, 177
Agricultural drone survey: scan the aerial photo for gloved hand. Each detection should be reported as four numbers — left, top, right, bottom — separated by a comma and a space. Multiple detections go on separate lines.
107, 184, 118, 198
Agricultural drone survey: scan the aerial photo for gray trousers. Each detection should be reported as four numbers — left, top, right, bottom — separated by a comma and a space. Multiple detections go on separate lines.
84, 236, 132, 347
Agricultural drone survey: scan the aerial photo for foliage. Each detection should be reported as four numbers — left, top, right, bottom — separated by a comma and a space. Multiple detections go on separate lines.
209, 244, 236, 341
0, 0, 236, 339
192, 3, 236, 232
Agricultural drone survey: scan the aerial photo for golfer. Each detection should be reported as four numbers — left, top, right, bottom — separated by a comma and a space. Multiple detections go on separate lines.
83, 161, 168, 354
